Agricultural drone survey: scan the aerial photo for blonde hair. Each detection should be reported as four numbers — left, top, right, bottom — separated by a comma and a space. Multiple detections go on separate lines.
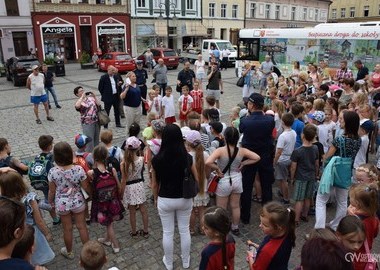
349, 183, 378, 217
272, 99, 285, 119
356, 164, 379, 186
231, 106, 240, 116
313, 98, 325, 111
298, 71, 309, 82
352, 92, 368, 107
147, 112, 157, 122
148, 89, 155, 97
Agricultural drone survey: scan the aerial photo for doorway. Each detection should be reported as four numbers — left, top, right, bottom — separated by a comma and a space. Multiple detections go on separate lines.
13, 32, 28, 56
64, 37, 76, 60
80, 26, 92, 55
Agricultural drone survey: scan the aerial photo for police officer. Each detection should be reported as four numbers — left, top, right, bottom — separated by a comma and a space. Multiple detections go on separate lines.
239, 93, 275, 224
134, 60, 148, 115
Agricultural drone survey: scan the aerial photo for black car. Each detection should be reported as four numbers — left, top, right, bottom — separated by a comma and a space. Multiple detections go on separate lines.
6, 56, 41, 86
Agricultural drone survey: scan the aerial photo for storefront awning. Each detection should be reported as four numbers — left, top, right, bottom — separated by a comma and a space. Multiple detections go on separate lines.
155, 21, 167, 36
185, 21, 207, 36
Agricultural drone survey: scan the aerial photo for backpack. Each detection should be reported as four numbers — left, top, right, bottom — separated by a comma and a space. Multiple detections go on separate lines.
107, 147, 120, 174
28, 154, 52, 190
75, 152, 90, 173
213, 137, 225, 148
93, 168, 118, 203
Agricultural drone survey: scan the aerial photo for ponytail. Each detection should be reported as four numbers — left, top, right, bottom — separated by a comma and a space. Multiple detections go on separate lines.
194, 143, 205, 195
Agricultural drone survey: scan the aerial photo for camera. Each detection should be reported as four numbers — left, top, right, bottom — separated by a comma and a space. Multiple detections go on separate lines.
251, 65, 255, 70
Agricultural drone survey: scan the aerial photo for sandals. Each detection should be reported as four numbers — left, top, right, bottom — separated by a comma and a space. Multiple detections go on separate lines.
47, 116, 54, 121
129, 231, 139, 239
36, 119, 42, 124
139, 229, 149, 239
252, 195, 262, 203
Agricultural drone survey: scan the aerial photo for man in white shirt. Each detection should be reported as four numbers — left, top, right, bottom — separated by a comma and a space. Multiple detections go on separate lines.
221, 47, 231, 71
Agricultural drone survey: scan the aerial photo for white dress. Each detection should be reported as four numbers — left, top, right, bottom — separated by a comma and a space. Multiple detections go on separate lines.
123, 157, 146, 206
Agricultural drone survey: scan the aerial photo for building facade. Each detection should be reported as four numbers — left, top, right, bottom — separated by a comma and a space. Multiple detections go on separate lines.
245, 0, 331, 29
201, 0, 245, 46
0, 0, 35, 62
30, 0, 131, 61
329, 0, 380, 22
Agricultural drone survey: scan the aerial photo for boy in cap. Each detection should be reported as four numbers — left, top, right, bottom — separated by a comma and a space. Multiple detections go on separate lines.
309, 111, 329, 154
354, 120, 373, 170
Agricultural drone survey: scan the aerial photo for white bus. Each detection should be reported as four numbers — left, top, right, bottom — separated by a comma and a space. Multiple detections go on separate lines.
237, 22, 380, 72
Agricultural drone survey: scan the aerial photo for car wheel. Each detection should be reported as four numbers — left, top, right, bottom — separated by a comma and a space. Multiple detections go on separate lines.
13, 75, 20, 87
6, 71, 11, 81
172, 65, 178, 70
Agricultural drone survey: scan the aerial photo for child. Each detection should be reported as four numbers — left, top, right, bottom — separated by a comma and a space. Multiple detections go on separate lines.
121, 136, 149, 239
0, 171, 55, 265
265, 87, 278, 107
321, 107, 336, 150
190, 80, 203, 114
274, 113, 296, 205
179, 85, 194, 127
80, 240, 108, 270
290, 124, 319, 225
88, 145, 124, 254
199, 206, 235, 270
210, 121, 225, 150
146, 89, 155, 113
29, 135, 60, 225
247, 202, 296, 270
150, 85, 162, 116
230, 106, 241, 129
142, 112, 157, 142
205, 96, 220, 115
185, 130, 210, 235
336, 215, 366, 270
48, 142, 91, 259
290, 102, 305, 148
354, 121, 373, 171
309, 111, 329, 154
0, 138, 28, 174
11, 224, 35, 264
100, 130, 123, 178
161, 86, 176, 124
279, 85, 290, 103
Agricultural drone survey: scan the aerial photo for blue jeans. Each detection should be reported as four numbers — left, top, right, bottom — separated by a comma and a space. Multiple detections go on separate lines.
45, 86, 59, 106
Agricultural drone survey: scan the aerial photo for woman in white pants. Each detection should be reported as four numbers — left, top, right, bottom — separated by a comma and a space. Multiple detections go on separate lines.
315, 111, 361, 230
152, 124, 198, 270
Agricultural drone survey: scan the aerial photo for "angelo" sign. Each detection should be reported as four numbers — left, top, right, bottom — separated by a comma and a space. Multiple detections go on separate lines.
42, 26, 74, 34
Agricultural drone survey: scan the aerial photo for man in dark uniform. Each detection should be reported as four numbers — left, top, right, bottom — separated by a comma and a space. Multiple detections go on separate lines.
134, 60, 148, 115
239, 93, 275, 224
177, 61, 195, 94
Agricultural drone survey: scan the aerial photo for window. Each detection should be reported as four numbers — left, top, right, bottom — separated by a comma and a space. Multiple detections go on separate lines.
341, 8, 346, 18
209, 3, 215, 17
137, 0, 146, 7
315, 9, 319, 21
291, 7, 296, 21
275, 5, 280, 20
78, 0, 88, 3
364, 5, 369, 17
303, 8, 307, 20
265, 4, 270, 19
332, 8, 337, 19
221, 4, 226, 18
60, 0, 70, 2
232, 5, 238, 18
350, 7, 355, 17
186, 0, 193, 10
96, 0, 106, 3
5, 0, 19, 16
110, 0, 121, 4
250, 3, 256, 18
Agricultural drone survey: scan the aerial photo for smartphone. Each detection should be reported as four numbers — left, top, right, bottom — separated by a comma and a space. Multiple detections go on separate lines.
85, 92, 91, 96
125, 77, 131, 85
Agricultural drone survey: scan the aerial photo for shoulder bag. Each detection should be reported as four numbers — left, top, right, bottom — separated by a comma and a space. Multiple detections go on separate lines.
207, 147, 239, 193
364, 239, 378, 270
183, 156, 199, 199
97, 105, 111, 126
332, 136, 353, 189
236, 76, 245, 87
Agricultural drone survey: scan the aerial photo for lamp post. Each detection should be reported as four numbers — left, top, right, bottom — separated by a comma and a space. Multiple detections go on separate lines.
158, 0, 176, 48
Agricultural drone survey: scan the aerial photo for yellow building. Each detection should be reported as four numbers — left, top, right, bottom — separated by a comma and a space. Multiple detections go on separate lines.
329, 0, 380, 22
202, 0, 245, 45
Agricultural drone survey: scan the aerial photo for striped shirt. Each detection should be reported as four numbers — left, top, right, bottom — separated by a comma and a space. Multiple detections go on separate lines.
190, 90, 203, 110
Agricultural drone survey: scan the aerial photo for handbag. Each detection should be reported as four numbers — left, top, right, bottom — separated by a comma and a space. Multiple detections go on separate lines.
143, 100, 150, 111
97, 105, 111, 126
207, 147, 239, 193
176, 83, 182, 93
183, 157, 199, 199
364, 239, 378, 270
332, 137, 353, 189
236, 76, 245, 87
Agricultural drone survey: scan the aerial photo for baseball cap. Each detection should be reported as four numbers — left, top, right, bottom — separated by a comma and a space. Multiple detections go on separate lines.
151, 119, 166, 132
126, 136, 141, 149
32, 65, 39, 70
74, 134, 92, 148
248, 93, 264, 107
181, 126, 191, 138
360, 120, 374, 132
308, 111, 326, 123
184, 130, 201, 146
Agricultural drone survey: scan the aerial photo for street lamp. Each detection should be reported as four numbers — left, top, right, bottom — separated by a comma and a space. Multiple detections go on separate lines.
158, 0, 176, 48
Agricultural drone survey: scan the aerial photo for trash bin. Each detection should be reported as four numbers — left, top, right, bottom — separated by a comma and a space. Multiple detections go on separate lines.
55, 60, 65, 77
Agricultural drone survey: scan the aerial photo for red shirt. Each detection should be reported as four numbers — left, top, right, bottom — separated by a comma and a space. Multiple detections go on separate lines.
190, 89, 203, 110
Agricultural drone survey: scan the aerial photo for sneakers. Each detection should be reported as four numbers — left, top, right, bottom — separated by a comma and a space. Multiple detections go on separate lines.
162, 256, 173, 270
111, 243, 120, 254
60, 247, 74, 259
181, 255, 190, 269
36, 119, 42, 124
98, 238, 111, 247
56, 105, 62, 109
47, 116, 54, 121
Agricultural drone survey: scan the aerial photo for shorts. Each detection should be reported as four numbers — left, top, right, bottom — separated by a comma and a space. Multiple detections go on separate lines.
165, 116, 176, 124
206, 89, 221, 101
31, 94, 48, 104
196, 72, 205, 80
293, 180, 314, 201
58, 204, 86, 216
274, 160, 291, 180
215, 173, 243, 197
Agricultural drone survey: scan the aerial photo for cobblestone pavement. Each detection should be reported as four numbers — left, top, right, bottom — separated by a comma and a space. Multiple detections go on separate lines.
0, 64, 378, 269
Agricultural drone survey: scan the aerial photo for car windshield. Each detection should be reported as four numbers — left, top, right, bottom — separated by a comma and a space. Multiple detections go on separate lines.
19, 60, 40, 68
116, 54, 132, 60
163, 50, 176, 57
216, 42, 235, 52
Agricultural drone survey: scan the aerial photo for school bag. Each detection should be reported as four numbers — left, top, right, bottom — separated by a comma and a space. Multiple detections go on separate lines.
75, 152, 90, 173
107, 146, 121, 175
28, 154, 53, 190
93, 168, 118, 203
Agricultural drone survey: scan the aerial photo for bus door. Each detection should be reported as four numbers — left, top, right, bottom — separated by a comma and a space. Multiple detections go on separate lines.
237, 38, 259, 61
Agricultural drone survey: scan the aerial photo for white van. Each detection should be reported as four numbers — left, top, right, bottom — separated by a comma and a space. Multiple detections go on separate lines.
202, 39, 237, 66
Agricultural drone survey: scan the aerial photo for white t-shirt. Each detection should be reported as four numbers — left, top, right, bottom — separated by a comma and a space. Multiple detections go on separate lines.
317, 124, 330, 153
321, 121, 336, 152
151, 95, 162, 115
276, 129, 297, 163
354, 135, 369, 169
28, 73, 45, 96
161, 95, 175, 118
194, 60, 205, 74
178, 95, 193, 110
107, 146, 123, 162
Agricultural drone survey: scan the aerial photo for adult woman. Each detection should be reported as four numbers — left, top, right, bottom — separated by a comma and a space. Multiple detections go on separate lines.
370, 64, 380, 91
120, 72, 142, 131
315, 111, 361, 230
338, 78, 355, 106
309, 64, 320, 88
151, 124, 198, 270
144, 48, 154, 73
205, 127, 260, 236
74, 86, 100, 152
292, 71, 308, 96
194, 54, 206, 90
290, 61, 300, 84
241, 63, 260, 100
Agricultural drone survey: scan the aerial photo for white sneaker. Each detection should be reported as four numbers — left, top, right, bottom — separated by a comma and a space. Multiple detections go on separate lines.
181, 255, 190, 269
162, 256, 173, 270
60, 247, 74, 260
97, 238, 111, 246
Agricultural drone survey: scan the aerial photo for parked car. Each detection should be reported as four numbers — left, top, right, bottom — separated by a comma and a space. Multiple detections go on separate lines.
137, 48, 179, 69
0, 62, 5, 77
6, 56, 41, 86
97, 52, 136, 73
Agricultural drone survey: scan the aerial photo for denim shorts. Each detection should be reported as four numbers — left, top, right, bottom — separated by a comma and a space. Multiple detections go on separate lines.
31, 94, 48, 104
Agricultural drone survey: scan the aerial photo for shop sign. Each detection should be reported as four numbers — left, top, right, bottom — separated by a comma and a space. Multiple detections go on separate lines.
42, 26, 74, 34
98, 26, 125, 36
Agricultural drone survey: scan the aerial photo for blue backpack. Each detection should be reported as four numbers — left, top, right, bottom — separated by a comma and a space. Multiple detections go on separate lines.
28, 154, 53, 190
